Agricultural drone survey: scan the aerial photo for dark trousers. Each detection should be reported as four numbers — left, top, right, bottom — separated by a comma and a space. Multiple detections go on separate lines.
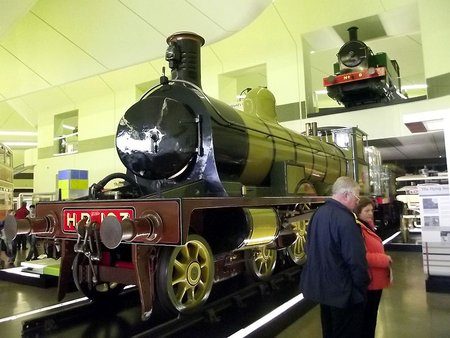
362, 289, 383, 338
320, 302, 365, 338
16, 234, 27, 249
6, 238, 17, 265
26, 235, 39, 261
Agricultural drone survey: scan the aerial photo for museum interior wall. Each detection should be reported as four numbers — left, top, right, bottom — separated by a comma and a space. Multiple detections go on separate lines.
0, 0, 448, 194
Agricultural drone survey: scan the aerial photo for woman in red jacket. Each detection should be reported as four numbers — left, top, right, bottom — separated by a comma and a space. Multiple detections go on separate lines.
355, 197, 392, 338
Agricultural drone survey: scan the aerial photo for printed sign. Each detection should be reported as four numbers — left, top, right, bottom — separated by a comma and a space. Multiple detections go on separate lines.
63, 208, 134, 233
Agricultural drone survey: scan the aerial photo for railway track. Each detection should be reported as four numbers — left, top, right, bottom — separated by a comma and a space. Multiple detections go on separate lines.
21, 265, 313, 337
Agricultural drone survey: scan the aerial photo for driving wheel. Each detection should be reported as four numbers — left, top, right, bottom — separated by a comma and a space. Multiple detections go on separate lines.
245, 246, 277, 281
287, 220, 307, 265
156, 234, 214, 314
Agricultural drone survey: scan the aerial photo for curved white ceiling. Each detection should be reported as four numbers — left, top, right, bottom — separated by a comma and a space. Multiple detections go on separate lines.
0, 0, 272, 102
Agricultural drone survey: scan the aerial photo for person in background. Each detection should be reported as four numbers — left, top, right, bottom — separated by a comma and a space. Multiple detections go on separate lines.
28, 204, 36, 218
300, 176, 369, 338
15, 201, 29, 250
1, 209, 17, 267
26, 205, 39, 261
0, 210, 15, 268
355, 197, 392, 338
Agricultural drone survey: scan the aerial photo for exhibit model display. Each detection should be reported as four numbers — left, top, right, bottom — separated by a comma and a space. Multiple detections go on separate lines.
4, 32, 400, 320
323, 26, 404, 108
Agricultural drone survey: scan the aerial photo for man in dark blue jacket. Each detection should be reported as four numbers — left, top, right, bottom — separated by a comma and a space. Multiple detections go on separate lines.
300, 176, 370, 338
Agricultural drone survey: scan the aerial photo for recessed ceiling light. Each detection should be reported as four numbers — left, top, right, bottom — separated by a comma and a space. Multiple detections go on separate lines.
62, 124, 76, 131
3, 142, 37, 147
0, 131, 37, 136
403, 84, 427, 90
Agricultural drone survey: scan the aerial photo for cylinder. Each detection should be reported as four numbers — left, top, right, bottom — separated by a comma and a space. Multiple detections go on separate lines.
239, 208, 278, 248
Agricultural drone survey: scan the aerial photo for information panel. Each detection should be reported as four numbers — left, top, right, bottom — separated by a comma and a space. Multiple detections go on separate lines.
418, 184, 450, 243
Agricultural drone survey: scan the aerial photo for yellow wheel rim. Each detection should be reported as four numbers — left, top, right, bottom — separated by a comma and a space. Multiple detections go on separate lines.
247, 246, 277, 280
165, 235, 214, 312
288, 220, 307, 265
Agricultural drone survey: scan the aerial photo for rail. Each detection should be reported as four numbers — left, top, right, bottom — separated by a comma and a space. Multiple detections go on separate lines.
21, 266, 307, 337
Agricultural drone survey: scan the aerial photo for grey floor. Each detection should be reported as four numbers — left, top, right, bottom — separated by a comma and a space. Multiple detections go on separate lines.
277, 250, 450, 338
0, 246, 83, 337
1, 247, 450, 337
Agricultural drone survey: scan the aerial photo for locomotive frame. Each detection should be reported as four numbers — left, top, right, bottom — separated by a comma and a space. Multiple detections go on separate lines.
5, 32, 377, 320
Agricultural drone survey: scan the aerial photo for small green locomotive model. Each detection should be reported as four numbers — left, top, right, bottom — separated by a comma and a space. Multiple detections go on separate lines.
324, 26, 403, 108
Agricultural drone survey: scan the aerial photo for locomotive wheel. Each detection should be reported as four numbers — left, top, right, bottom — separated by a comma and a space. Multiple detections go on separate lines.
245, 246, 277, 281
287, 220, 307, 265
156, 234, 214, 314
72, 253, 125, 301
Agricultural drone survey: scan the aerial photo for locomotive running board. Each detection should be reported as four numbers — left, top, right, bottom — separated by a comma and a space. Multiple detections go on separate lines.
180, 196, 325, 238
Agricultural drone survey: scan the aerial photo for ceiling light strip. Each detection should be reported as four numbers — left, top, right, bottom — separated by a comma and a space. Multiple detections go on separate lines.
403, 84, 428, 90
0, 131, 37, 136
62, 124, 76, 131
3, 142, 37, 147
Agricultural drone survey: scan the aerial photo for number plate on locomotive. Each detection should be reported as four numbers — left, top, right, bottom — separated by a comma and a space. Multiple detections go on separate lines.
63, 208, 135, 233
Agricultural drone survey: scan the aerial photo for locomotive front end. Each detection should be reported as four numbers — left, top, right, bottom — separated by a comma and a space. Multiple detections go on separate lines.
116, 88, 200, 180
116, 33, 205, 182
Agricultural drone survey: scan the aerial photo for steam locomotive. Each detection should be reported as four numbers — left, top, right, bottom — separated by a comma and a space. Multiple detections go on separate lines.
323, 26, 403, 108
6, 32, 378, 320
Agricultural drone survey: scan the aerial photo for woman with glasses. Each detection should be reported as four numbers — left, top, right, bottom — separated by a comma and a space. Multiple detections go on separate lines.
355, 197, 392, 338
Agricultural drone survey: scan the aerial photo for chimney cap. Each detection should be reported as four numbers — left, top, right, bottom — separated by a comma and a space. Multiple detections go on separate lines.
167, 31, 205, 46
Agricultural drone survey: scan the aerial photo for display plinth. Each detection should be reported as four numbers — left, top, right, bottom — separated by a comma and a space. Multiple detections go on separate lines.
426, 275, 450, 293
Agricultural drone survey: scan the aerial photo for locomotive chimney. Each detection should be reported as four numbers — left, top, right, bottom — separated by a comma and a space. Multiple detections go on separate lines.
347, 26, 358, 41
165, 32, 205, 88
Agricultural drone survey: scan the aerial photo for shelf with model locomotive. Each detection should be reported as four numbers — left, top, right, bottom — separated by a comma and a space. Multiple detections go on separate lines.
3, 32, 400, 321
323, 26, 405, 108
